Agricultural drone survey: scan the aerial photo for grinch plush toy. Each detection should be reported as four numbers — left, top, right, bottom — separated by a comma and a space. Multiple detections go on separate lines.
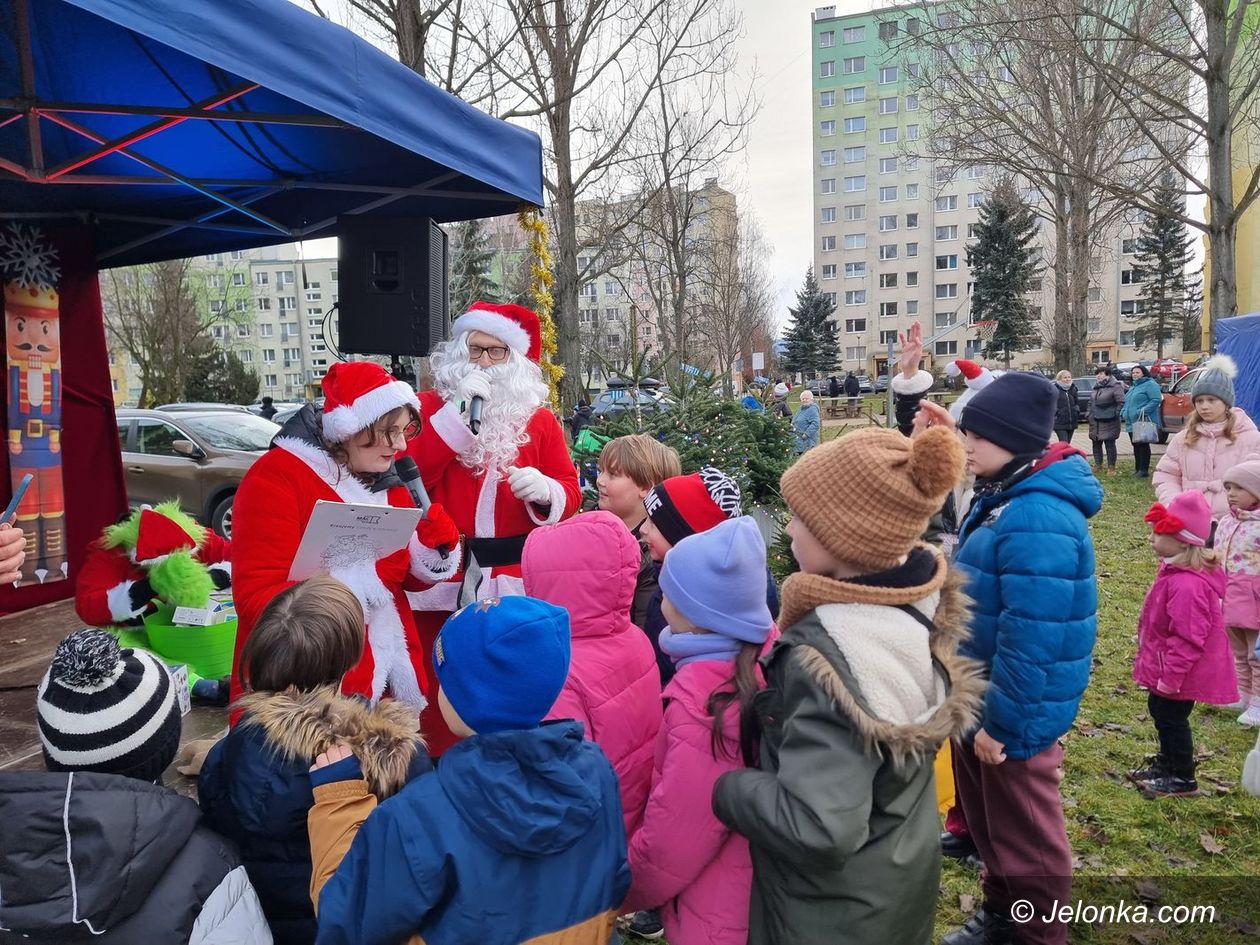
75, 501, 232, 703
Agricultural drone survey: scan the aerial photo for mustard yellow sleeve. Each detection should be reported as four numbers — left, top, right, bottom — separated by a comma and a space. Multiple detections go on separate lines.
308, 779, 377, 914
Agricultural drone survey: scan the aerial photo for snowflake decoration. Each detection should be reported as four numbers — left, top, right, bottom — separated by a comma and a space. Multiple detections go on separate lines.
0, 223, 60, 290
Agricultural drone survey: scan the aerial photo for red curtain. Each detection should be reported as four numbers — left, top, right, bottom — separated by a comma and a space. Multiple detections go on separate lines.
0, 224, 127, 615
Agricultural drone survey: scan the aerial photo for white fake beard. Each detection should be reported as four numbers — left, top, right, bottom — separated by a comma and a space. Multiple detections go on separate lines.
431, 342, 549, 474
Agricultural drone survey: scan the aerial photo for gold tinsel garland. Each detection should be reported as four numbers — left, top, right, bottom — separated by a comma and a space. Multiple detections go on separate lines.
518, 206, 563, 409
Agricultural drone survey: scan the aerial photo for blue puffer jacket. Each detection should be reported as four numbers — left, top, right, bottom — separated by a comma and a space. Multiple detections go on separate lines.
954, 449, 1103, 760
1121, 375, 1163, 433
199, 688, 428, 945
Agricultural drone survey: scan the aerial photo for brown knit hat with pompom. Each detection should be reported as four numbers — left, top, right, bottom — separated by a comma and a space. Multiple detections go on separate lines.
781, 426, 964, 572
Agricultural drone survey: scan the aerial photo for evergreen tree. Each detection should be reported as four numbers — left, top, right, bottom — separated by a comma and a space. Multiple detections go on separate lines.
448, 218, 498, 317
184, 342, 260, 404
780, 266, 840, 379
968, 178, 1042, 368
1131, 173, 1195, 358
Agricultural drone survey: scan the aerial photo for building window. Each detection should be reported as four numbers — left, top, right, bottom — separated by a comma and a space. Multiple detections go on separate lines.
843, 26, 865, 43
906, 271, 919, 286
906, 242, 919, 257
907, 124, 920, 141
1088, 287, 1103, 302
232, 272, 246, 287
821, 178, 837, 194
845, 291, 867, 306
844, 146, 865, 162
330, 269, 338, 281
880, 127, 898, 144
844, 116, 866, 133
819, 29, 835, 47
821, 235, 837, 251
879, 20, 899, 40
844, 204, 866, 221
906, 94, 919, 110
820, 90, 836, 107
967, 165, 986, 179
879, 301, 899, 318
820, 149, 837, 166
845, 233, 867, 250
936, 254, 958, 270
936, 225, 958, 241
821, 207, 837, 223
264, 374, 277, 387
879, 96, 898, 114
879, 66, 898, 84
305, 290, 321, 301
1121, 269, 1145, 285
936, 283, 959, 299
1028, 278, 1043, 292
260, 323, 274, 337
880, 330, 898, 344
879, 157, 897, 173
935, 194, 958, 211
906, 212, 919, 228
968, 223, 980, 239
263, 349, 276, 363
844, 86, 866, 104
843, 56, 866, 74
254, 271, 269, 286
277, 271, 295, 286
279, 297, 297, 311
906, 183, 920, 199
845, 317, 868, 333
821, 60, 836, 78
879, 273, 898, 289
879, 186, 898, 202
820, 120, 837, 136
823, 292, 838, 306
907, 299, 919, 314
879, 244, 898, 260
1120, 331, 1137, 346
206, 274, 223, 290
1121, 299, 1146, 317
935, 340, 959, 356
822, 264, 838, 279
879, 215, 897, 231
1122, 238, 1139, 254
844, 175, 866, 192
935, 312, 958, 329
235, 299, 249, 313
845, 262, 866, 278
209, 300, 224, 314
846, 345, 868, 361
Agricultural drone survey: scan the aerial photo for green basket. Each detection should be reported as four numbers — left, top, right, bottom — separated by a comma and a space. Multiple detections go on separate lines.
143, 604, 238, 680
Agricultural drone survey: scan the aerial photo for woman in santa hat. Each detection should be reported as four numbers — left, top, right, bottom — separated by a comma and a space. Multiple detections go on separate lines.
229, 361, 461, 711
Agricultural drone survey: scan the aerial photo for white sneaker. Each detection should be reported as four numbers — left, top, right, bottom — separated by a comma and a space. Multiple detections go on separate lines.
1223, 699, 1249, 713
1238, 703, 1260, 727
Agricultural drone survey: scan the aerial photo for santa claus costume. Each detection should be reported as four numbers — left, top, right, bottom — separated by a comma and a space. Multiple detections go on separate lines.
945, 358, 1000, 420
230, 361, 460, 711
405, 301, 581, 754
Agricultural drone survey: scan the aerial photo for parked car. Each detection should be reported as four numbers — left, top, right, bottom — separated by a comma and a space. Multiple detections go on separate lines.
855, 374, 873, 394
1161, 367, 1204, 440
154, 402, 251, 413
246, 400, 304, 417
1071, 376, 1097, 422
590, 387, 668, 419
805, 378, 828, 395
873, 374, 891, 393
115, 408, 280, 538
1151, 358, 1191, 384
271, 405, 305, 427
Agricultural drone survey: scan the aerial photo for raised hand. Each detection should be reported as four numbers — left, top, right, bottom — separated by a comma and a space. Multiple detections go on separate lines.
898, 321, 924, 379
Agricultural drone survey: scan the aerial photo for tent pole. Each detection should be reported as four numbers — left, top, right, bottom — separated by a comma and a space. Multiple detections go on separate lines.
13, 0, 43, 176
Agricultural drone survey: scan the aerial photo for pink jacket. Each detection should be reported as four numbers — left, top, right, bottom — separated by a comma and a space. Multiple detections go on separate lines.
524, 511, 663, 838
1154, 409, 1260, 519
1134, 561, 1238, 704
1216, 506, 1260, 630
625, 658, 760, 945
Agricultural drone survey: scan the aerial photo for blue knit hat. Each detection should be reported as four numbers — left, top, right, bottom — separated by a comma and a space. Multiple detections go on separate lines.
658, 517, 773, 643
958, 372, 1057, 456
433, 596, 570, 734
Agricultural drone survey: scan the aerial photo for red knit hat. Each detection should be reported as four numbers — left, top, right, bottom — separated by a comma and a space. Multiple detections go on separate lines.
133, 508, 198, 565
321, 361, 420, 443
644, 467, 742, 547
450, 301, 542, 363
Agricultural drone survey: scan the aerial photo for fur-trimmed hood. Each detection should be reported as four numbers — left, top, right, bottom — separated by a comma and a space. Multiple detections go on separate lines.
236, 686, 423, 798
780, 560, 986, 766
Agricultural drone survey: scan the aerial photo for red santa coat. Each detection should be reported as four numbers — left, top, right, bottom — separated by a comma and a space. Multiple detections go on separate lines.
75, 530, 231, 628
404, 391, 580, 754
404, 391, 581, 613
229, 435, 459, 709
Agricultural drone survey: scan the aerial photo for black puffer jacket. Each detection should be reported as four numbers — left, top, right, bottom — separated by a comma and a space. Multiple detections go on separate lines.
0, 771, 271, 944
1054, 381, 1079, 430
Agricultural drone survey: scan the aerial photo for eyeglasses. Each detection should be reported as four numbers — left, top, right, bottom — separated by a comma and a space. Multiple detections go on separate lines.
468, 344, 511, 363
377, 420, 422, 445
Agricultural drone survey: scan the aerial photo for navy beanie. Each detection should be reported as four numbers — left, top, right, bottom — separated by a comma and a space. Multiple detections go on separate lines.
958, 372, 1057, 456
658, 517, 773, 643
433, 596, 570, 734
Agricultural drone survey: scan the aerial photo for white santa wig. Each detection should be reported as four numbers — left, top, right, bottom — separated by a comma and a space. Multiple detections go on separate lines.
430, 331, 550, 473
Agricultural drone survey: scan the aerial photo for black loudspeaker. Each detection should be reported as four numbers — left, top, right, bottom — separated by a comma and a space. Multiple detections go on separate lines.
336, 216, 448, 356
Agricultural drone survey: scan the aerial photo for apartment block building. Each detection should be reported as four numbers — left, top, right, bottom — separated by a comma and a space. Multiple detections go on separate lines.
810, 4, 1179, 375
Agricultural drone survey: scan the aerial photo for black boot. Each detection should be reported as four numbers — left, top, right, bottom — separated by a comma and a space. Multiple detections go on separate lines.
940, 906, 1016, 945
1127, 753, 1166, 783
941, 830, 979, 860
1141, 772, 1199, 797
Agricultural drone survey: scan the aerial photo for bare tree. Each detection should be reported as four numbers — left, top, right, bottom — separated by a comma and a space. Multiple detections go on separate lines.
896, 0, 1175, 370
1067, 0, 1260, 339
693, 216, 775, 397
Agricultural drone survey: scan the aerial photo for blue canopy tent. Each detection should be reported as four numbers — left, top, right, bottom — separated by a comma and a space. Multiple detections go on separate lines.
0, 0, 543, 612
0, 0, 544, 265
1213, 311, 1260, 421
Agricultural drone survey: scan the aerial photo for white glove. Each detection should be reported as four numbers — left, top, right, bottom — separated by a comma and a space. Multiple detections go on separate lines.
506, 465, 552, 506
454, 370, 492, 414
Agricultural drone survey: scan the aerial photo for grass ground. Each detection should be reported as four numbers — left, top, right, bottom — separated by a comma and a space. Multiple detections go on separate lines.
936, 461, 1260, 943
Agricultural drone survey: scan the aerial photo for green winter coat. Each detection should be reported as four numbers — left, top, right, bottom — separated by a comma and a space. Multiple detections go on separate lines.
712, 559, 984, 945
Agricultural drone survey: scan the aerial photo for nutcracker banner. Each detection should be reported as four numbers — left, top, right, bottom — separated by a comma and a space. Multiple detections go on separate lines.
0, 223, 126, 613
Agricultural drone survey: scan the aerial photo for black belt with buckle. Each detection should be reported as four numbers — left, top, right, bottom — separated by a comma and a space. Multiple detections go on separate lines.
465, 534, 529, 568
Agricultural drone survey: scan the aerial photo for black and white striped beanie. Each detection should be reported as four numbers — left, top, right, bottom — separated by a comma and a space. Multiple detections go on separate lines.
36, 629, 181, 783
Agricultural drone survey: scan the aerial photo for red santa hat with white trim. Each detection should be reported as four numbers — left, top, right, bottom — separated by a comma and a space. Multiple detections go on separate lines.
450, 301, 542, 363
321, 361, 421, 443
945, 359, 995, 391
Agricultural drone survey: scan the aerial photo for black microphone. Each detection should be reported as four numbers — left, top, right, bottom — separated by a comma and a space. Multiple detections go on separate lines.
468, 395, 484, 435
394, 457, 449, 560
